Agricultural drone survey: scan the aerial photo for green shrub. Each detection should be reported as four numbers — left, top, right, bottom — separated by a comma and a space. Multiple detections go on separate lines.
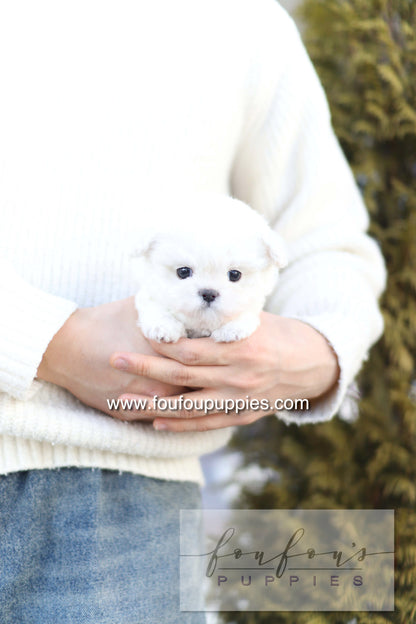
227, 2, 416, 622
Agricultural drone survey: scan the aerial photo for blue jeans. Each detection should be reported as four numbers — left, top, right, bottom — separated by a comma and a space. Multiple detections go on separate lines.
0, 468, 206, 624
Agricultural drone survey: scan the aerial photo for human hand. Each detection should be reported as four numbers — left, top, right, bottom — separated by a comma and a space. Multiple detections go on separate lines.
36, 296, 184, 415
109, 311, 340, 431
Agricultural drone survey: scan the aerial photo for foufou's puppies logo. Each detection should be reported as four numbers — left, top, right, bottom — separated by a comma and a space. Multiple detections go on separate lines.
133, 195, 287, 343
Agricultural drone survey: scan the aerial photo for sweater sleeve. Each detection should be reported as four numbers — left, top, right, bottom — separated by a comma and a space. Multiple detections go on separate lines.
230, 2, 386, 424
0, 258, 78, 400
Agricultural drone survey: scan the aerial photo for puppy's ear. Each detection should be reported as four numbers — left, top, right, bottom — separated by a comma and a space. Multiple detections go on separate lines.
261, 229, 288, 268
130, 229, 158, 259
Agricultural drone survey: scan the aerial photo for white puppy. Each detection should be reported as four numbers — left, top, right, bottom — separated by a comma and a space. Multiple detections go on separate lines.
133, 195, 287, 343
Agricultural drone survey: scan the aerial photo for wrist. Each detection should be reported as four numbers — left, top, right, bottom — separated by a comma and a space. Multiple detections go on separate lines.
284, 318, 340, 400
36, 308, 82, 386
307, 326, 340, 400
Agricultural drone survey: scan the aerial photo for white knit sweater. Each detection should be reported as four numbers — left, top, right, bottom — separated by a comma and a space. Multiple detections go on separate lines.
0, 0, 386, 483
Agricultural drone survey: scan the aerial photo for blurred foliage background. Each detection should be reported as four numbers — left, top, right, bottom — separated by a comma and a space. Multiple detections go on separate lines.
225, 1, 416, 622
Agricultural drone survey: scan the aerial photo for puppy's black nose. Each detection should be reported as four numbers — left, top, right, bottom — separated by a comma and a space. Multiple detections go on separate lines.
199, 289, 219, 304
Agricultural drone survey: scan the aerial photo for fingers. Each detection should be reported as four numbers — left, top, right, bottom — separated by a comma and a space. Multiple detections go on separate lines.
110, 352, 221, 388
111, 392, 262, 430
148, 337, 239, 366
111, 389, 269, 429
155, 414, 234, 432
153, 410, 262, 432
115, 390, 220, 420
107, 394, 154, 421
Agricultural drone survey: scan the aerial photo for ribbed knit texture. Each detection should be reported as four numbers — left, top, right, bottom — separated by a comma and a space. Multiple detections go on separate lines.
0, 0, 386, 480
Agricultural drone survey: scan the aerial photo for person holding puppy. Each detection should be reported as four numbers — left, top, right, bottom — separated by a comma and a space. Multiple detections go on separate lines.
0, 0, 385, 622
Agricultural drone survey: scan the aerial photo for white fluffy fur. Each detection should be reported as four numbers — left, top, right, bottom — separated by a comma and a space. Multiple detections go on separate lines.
133, 195, 287, 342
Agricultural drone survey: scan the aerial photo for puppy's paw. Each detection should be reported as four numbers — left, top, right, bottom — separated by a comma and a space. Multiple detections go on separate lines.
211, 316, 259, 343
140, 319, 186, 343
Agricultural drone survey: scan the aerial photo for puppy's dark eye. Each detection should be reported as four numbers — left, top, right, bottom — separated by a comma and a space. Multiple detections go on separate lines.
228, 270, 242, 282
176, 267, 193, 279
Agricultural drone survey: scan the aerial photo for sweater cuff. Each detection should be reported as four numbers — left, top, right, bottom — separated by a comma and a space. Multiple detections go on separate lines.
274, 311, 383, 426
0, 279, 77, 400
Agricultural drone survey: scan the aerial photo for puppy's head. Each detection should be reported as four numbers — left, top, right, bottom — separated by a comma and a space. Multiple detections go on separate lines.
133, 195, 287, 322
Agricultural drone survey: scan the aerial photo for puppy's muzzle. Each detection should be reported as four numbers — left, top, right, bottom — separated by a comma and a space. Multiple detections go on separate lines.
199, 289, 219, 305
